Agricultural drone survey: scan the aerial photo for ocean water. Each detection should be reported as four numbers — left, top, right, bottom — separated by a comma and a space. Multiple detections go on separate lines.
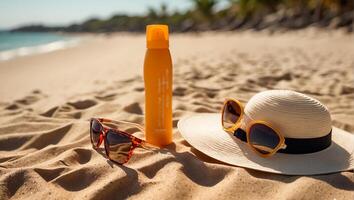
0, 32, 79, 61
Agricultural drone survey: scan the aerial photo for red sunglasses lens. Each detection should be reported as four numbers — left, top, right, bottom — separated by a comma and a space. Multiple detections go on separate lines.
105, 130, 133, 164
90, 119, 102, 146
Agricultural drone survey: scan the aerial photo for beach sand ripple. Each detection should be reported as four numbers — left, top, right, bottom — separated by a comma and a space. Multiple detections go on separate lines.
0, 30, 353, 199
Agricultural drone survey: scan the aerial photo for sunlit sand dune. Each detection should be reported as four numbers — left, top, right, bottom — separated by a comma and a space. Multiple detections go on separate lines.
0, 29, 353, 199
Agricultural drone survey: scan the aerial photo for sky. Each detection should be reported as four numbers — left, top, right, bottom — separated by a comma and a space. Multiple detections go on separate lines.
0, 0, 195, 29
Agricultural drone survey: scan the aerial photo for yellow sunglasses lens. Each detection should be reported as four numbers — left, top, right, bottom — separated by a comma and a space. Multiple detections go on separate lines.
222, 100, 242, 129
249, 123, 280, 155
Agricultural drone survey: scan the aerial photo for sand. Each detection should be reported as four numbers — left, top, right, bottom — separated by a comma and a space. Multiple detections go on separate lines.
0, 29, 353, 199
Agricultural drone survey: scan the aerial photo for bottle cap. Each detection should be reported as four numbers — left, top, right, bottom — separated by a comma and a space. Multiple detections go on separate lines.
146, 25, 169, 49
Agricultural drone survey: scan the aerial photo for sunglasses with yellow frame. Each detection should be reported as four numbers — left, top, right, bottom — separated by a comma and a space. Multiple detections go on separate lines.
221, 98, 287, 158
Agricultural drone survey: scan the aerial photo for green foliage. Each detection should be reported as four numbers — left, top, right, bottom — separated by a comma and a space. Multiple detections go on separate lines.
12, 0, 354, 32
192, 0, 218, 18
242, 0, 282, 14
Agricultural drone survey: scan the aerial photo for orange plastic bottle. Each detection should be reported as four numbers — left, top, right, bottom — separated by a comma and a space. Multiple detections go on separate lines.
144, 25, 173, 147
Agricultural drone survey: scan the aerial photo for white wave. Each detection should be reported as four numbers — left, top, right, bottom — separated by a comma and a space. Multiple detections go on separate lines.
0, 39, 80, 61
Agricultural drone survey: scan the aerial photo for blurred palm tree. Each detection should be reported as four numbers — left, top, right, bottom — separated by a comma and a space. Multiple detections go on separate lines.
191, 0, 218, 19
160, 3, 168, 18
147, 3, 169, 24
18, 0, 353, 32
229, 0, 282, 16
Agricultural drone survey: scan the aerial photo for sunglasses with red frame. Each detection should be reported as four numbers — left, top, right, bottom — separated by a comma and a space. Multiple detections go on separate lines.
90, 118, 153, 164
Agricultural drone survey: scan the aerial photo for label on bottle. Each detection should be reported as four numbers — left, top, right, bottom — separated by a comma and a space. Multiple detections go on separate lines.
155, 68, 171, 133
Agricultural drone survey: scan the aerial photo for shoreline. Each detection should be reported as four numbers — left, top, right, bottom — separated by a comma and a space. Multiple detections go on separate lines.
0, 29, 353, 103
0, 32, 85, 61
0, 39, 80, 61
1, 27, 353, 62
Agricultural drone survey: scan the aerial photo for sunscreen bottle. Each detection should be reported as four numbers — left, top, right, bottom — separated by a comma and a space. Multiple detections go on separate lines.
144, 25, 173, 146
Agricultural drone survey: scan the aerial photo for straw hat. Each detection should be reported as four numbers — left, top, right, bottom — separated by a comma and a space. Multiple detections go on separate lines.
177, 90, 354, 175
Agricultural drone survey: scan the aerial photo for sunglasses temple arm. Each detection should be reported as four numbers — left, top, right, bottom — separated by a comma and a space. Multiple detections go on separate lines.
139, 140, 160, 151
99, 118, 145, 133
281, 143, 287, 149
97, 118, 159, 150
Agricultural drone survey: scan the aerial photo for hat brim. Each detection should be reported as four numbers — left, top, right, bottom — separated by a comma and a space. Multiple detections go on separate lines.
178, 113, 354, 175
